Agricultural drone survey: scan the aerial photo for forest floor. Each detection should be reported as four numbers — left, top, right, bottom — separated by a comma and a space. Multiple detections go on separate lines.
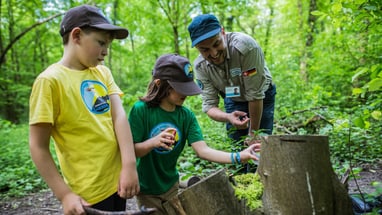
1, 161, 381, 215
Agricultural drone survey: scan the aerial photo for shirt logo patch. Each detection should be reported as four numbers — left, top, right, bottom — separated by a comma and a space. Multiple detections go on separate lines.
196, 79, 204, 90
184, 63, 194, 79
243, 68, 257, 77
230, 68, 241, 77
150, 122, 180, 154
81, 80, 110, 114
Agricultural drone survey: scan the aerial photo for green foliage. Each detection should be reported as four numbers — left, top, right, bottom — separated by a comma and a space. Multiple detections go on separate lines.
233, 173, 263, 210
351, 182, 382, 215
0, 0, 381, 206
0, 120, 48, 198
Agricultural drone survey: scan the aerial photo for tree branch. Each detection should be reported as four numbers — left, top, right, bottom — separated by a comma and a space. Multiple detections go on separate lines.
0, 13, 64, 65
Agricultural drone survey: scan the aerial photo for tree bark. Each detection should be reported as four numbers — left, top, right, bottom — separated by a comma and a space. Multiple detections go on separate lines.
299, 0, 317, 83
83, 206, 156, 215
165, 169, 262, 215
257, 135, 353, 215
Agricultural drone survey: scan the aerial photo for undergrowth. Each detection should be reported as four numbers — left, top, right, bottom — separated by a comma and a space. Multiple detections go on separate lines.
233, 173, 263, 210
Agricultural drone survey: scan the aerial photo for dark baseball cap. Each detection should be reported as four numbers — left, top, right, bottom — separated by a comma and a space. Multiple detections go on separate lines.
188, 14, 221, 47
153, 54, 202, 96
59, 4, 129, 39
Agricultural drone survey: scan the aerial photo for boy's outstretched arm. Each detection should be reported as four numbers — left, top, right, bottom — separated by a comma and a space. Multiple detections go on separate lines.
191, 140, 261, 164
110, 94, 140, 199
29, 123, 89, 215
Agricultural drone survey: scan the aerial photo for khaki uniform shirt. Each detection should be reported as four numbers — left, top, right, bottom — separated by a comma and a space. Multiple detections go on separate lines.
194, 32, 272, 113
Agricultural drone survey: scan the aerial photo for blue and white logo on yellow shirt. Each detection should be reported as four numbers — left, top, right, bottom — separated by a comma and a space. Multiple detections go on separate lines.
150, 122, 180, 154
81, 80, 110, 114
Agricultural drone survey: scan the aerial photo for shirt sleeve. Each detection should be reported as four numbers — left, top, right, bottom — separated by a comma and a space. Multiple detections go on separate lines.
186, 110, 204, 145
97, 65, 123, 97
235, 37, 269, 100
29, 77, 57, 125
194, 59, 220, 113
128, 102, 146, 143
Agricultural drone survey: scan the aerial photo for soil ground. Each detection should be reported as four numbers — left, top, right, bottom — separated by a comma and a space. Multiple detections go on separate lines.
1, 161, 381, 215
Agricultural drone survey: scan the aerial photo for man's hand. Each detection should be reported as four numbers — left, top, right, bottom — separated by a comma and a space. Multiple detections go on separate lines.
229, 111, 250, 129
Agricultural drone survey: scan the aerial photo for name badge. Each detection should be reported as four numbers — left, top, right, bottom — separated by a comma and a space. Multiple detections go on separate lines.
225, 86, 240, 98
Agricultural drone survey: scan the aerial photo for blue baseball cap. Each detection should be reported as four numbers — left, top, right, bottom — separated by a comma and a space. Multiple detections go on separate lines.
188, 14, 221, 47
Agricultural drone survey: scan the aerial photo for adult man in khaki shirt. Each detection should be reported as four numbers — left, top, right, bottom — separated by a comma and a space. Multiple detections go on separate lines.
188, 14, 276, 172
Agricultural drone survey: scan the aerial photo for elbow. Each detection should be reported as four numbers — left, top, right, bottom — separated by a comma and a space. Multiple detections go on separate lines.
194, 150, 202, 159
194, 149, 209, 160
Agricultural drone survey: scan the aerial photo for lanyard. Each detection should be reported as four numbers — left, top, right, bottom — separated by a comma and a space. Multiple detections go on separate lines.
224, 59, 234, 86
223, 34, 234, 87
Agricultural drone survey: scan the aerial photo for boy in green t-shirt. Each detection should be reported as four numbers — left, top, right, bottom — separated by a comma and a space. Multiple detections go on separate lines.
129, 53, 261, 214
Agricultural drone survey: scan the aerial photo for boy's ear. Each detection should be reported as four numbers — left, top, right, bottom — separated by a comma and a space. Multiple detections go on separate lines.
70, 27, 82, 43
154, 79, 161, 87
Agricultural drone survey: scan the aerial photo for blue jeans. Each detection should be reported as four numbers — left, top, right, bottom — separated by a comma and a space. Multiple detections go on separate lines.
224, 83, 276, 145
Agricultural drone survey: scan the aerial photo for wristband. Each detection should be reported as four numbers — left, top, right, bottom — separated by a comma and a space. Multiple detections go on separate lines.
230, 152, 235, 164
236, 152, 241, 164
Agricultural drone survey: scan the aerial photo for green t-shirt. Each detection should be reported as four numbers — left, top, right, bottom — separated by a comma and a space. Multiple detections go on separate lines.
128, 101, 204, 195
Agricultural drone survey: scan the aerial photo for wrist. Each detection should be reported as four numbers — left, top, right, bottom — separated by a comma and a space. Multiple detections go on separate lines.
225, 112, 233, 123
248, 130, 255, 137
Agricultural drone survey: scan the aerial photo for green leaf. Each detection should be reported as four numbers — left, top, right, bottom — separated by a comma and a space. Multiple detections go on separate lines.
371, 111, 382, 120
368, 78, 382, 91
364, 5, 377, 11
332, 2, 342, 14
353, 116, 365, 128
352, 88, 363, 95
311, 10, 325, 16
352, 67, 369, 83
355, 0, 367, 5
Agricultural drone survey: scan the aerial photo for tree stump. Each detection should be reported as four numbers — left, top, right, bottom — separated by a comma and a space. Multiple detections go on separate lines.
164, 169, 263, 215
257, 135, 353, 215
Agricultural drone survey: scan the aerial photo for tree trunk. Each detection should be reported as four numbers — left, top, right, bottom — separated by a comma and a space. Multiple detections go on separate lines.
263, 2, 274, 57
299, 0, 317, 83
257, 135, 353, 215
165, 169, 262, 215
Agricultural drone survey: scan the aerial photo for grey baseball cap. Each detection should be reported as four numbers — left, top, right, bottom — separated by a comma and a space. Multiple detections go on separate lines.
59, 4, 129, 39
153, 54, 202, 96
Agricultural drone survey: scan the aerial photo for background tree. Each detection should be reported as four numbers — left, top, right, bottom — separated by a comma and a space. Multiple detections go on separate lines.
0, 0, 380, 181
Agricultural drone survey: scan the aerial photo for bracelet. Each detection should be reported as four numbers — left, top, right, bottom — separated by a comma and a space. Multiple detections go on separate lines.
236, 152, 241, 164
230, 152, 235, 164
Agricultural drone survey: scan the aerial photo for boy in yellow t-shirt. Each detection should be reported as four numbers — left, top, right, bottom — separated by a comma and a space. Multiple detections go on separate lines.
29, 4, 139, 214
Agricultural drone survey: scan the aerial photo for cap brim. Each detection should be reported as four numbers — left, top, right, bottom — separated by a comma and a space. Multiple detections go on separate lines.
168, 81, 202, 96
91, 23, 129, 39
191, 28, 221, 47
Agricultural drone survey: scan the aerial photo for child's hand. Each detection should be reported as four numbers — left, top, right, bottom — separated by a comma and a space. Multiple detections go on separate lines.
239, 143, 261, 163
61, 192, 90, 215
118, 165, 140, 199
153, 128, 177, 150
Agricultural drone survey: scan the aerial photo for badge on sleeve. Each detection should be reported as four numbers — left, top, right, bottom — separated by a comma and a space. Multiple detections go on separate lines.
196, 79, 204, 90
225, 86, 240, 98
243, 68, 257, 77
230, 68, 241, 77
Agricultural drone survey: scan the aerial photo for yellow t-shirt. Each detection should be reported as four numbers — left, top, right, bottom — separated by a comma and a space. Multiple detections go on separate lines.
29, 63, 122, 204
